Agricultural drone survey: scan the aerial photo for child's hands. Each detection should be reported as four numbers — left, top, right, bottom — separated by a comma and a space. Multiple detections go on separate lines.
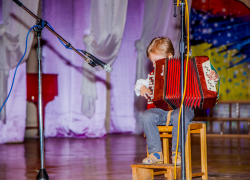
207, 70, 219, 82
140, 85, 151, 99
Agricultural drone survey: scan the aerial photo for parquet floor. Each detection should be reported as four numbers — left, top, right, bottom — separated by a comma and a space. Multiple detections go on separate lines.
0, 134, 250, 179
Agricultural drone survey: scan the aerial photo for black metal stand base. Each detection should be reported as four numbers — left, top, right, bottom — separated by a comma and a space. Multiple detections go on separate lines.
36, 169, 49, 180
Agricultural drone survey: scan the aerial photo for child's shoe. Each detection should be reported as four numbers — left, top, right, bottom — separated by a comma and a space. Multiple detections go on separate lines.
142, 151, 163, 164
172, 151, 181, 165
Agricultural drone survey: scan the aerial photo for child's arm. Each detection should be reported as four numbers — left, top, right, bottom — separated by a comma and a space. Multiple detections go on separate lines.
208, 62, 220, 82
134, 78, 151, 99
207, 70, 219, 82
208, 63, 220, 100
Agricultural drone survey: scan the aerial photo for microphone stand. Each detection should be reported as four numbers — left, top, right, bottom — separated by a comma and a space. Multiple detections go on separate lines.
11, 0, 100, 179
174, 0, 186, 179
34, 20, 49, 180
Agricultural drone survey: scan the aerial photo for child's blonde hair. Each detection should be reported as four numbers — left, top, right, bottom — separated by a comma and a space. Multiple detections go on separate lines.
146, 37, 175, 58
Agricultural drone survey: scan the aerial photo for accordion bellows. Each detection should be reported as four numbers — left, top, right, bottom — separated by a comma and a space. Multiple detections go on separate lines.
147, 56, 217, 111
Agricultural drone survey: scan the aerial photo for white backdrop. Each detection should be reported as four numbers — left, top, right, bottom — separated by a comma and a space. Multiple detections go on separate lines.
82, 0, 128, 118
0, 0, 38, 143
0, 0, 192, 141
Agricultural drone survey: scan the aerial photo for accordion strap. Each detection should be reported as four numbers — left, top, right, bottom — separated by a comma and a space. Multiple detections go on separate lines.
166, 110, 173, 128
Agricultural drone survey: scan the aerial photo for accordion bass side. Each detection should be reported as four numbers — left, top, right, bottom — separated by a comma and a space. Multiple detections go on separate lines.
147, 56, 217, 111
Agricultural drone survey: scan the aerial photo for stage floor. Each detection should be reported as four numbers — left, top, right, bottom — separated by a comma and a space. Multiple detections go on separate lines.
0, 134, 250, 180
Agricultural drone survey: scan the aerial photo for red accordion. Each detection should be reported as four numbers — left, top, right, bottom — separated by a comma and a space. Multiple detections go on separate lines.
147, 56, 217, 111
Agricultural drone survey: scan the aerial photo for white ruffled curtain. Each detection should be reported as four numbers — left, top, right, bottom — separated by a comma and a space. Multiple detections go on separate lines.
0, 0, 38, 142
108, 0, 144, 133
81, 0, 128, 118
42, 0, 108, 138
0, 0, 194, 141
134, 0, 192, 133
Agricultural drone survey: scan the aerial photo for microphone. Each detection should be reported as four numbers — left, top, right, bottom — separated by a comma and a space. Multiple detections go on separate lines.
81, 50, 113, 73
13, 0, 23, 7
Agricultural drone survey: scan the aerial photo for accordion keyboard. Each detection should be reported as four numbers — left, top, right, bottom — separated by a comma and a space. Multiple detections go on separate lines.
148, 71, 154, 105
202, 61, 216, 92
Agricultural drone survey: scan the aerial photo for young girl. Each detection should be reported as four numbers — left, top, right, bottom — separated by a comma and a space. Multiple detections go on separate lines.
134, 37, 219, 164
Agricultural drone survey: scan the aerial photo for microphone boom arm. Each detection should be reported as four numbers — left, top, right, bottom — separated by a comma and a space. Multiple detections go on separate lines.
12, 0, 109, 71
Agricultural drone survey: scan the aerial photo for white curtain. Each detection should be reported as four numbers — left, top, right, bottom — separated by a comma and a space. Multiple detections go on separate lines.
42, 0, 108, 138
0, 0, 39, 142
134, 0, 192, 133
81, 0, 128, 118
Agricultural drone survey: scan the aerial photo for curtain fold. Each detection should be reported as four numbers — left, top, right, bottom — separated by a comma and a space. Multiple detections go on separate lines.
108, 0, 145, 133
81, 0, 128, 118
0, 0, 39, 143
42, 0, 107, 138
134, 0, 192, 133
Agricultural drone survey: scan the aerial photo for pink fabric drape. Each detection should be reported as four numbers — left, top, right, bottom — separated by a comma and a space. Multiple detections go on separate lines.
42, 0, 107, 138
41, 0, 145, 137
109, 0, 145, 133
1, 0, 186, 140
0, 0, 38, 143
0, 63, 27, 143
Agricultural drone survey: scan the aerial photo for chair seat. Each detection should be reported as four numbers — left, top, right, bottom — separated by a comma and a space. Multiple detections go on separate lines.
189, 121, 206, 124
157, 121, 205, 133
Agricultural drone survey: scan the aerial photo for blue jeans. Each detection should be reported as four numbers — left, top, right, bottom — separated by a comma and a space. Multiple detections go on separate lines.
139, 108, 194, 154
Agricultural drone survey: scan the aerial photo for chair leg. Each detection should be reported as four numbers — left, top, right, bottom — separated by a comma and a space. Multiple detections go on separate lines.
162, 133, 170, 164
200, 124, 208, 180
162, 134, 170, 179
185, 125, 192, 180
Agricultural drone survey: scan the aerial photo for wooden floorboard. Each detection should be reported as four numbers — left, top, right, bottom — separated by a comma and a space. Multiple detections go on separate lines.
0, 134, 250, 180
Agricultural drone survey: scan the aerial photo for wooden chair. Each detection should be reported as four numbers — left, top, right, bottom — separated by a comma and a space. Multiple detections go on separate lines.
131, 121, 208, 180
154, 121, 208, 180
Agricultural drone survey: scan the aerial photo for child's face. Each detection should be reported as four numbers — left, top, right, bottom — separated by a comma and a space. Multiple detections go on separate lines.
149, 53, 167, 67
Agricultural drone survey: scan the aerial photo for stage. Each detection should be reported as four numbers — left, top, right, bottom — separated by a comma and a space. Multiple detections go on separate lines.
0, 134, 249, 180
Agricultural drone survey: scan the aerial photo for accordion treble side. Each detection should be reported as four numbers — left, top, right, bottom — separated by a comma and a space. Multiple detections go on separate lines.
147, 56, 217, 111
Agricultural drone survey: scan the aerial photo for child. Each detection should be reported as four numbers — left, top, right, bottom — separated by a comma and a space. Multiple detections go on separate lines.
134, 37, 219, 165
